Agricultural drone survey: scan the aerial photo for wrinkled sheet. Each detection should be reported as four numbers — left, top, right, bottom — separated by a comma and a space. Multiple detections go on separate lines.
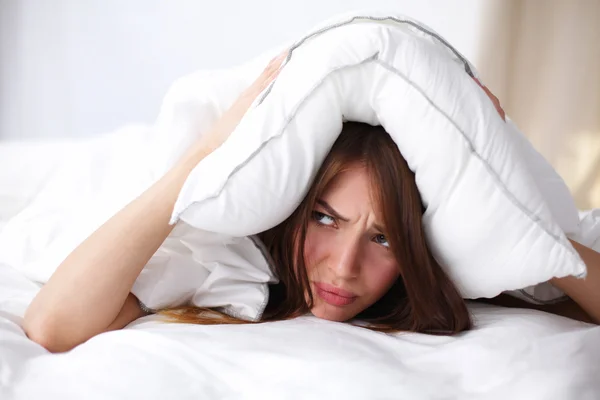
1, 136, 599, 399
0, 260, 599, 399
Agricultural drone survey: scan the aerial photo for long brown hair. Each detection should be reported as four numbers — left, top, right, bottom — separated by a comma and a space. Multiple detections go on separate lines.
162, 122, 472, 334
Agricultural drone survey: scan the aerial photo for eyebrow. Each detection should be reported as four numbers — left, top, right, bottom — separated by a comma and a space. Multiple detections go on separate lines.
373, 223, 386, 234
316, 199, 387, 234
317, 199, 349, 222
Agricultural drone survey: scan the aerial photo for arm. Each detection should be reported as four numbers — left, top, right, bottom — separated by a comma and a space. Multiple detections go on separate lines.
23, 51, 287, 353
23, 145, 209, 352
550, 239, 600, 323
470, 83, 598, 322
105, 293, 150, 332
481, 293, 594, 324
483, 240, 600, 324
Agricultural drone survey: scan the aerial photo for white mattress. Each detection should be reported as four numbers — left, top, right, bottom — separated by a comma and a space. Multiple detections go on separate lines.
1, 138, 600, 399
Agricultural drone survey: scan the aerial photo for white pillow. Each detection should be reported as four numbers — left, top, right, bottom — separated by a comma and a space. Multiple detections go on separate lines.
0, 126, 276, 321
164, 11, 586, 299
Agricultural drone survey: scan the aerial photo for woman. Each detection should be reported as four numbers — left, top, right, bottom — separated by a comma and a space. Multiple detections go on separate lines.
23, 53, 600, 353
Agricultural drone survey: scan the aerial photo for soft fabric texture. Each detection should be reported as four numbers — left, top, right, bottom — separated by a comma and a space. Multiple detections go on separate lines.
0, 126, 277, 321
509, 209, 600, 304
1, 257, 599, 399
0, 11, 589, 318
160, 11, 586, 299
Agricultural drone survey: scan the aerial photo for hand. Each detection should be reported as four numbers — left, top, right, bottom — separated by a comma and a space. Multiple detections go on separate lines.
473, 77, 506, 121
198, 50, 288, 154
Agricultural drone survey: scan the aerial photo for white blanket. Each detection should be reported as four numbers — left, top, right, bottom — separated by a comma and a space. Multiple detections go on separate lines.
0, 126, 276, 321
1, 141, 599, 398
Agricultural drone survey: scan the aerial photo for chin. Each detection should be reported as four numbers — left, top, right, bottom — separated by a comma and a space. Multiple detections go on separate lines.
310, 304, 354, 322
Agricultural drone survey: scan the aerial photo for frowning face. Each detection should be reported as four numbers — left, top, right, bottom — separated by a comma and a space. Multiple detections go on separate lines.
303, 165, 401, 322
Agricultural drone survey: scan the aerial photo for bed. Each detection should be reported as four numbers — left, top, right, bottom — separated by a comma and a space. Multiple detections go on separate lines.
1, 135, 599, 399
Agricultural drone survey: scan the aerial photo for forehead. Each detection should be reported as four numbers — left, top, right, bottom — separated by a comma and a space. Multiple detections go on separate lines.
320, 165, 383, 218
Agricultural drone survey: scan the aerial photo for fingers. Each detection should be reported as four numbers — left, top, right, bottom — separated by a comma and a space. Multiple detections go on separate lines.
233, 49, 289, 112
473, 77, 506, 121
254, 50, 288, 92
266, 50, 288, 73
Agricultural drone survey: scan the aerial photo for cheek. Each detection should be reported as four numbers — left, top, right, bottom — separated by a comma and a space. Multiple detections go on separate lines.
303, 225, 331, 272
362, 256, 400, 297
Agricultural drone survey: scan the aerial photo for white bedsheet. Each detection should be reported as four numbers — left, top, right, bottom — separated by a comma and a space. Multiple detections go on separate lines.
1, 260, 599, 399
1, 137, 599, 399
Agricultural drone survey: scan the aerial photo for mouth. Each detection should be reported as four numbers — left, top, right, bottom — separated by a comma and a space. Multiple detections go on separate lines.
314, 282, 357, 307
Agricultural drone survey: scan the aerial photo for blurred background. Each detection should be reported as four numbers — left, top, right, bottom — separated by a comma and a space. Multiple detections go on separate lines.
1, 0, 598, 208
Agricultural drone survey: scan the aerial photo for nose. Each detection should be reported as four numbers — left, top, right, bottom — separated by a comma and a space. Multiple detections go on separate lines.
329, 237, 361, 279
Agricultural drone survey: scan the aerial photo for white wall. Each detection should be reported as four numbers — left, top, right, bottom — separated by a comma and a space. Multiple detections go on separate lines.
0, 0, 487, 139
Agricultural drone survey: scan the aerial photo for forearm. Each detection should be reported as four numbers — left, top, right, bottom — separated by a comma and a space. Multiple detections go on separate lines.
481, 294, 594, 323
105, 293, 149, 333
23, 144, 208, 351
551, 240, 600, 324
22, 51, 284, 352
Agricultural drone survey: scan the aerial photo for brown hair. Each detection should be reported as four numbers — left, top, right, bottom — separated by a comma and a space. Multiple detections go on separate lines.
162, 122, 472, 334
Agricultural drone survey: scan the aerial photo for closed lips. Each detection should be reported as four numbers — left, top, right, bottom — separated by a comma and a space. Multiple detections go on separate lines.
314, 282, 357, 306
315, 282, 356, 297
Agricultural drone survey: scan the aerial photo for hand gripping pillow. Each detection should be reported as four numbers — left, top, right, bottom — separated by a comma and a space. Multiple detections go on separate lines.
161, 11, 586, 299
0, 127, 276, 321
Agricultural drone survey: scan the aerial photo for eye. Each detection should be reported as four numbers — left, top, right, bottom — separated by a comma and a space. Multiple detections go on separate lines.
373, 234, 389, 248
312, 211, 336, 227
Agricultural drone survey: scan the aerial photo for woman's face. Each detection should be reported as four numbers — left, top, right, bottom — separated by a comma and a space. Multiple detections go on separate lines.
303, 165, 401, 322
